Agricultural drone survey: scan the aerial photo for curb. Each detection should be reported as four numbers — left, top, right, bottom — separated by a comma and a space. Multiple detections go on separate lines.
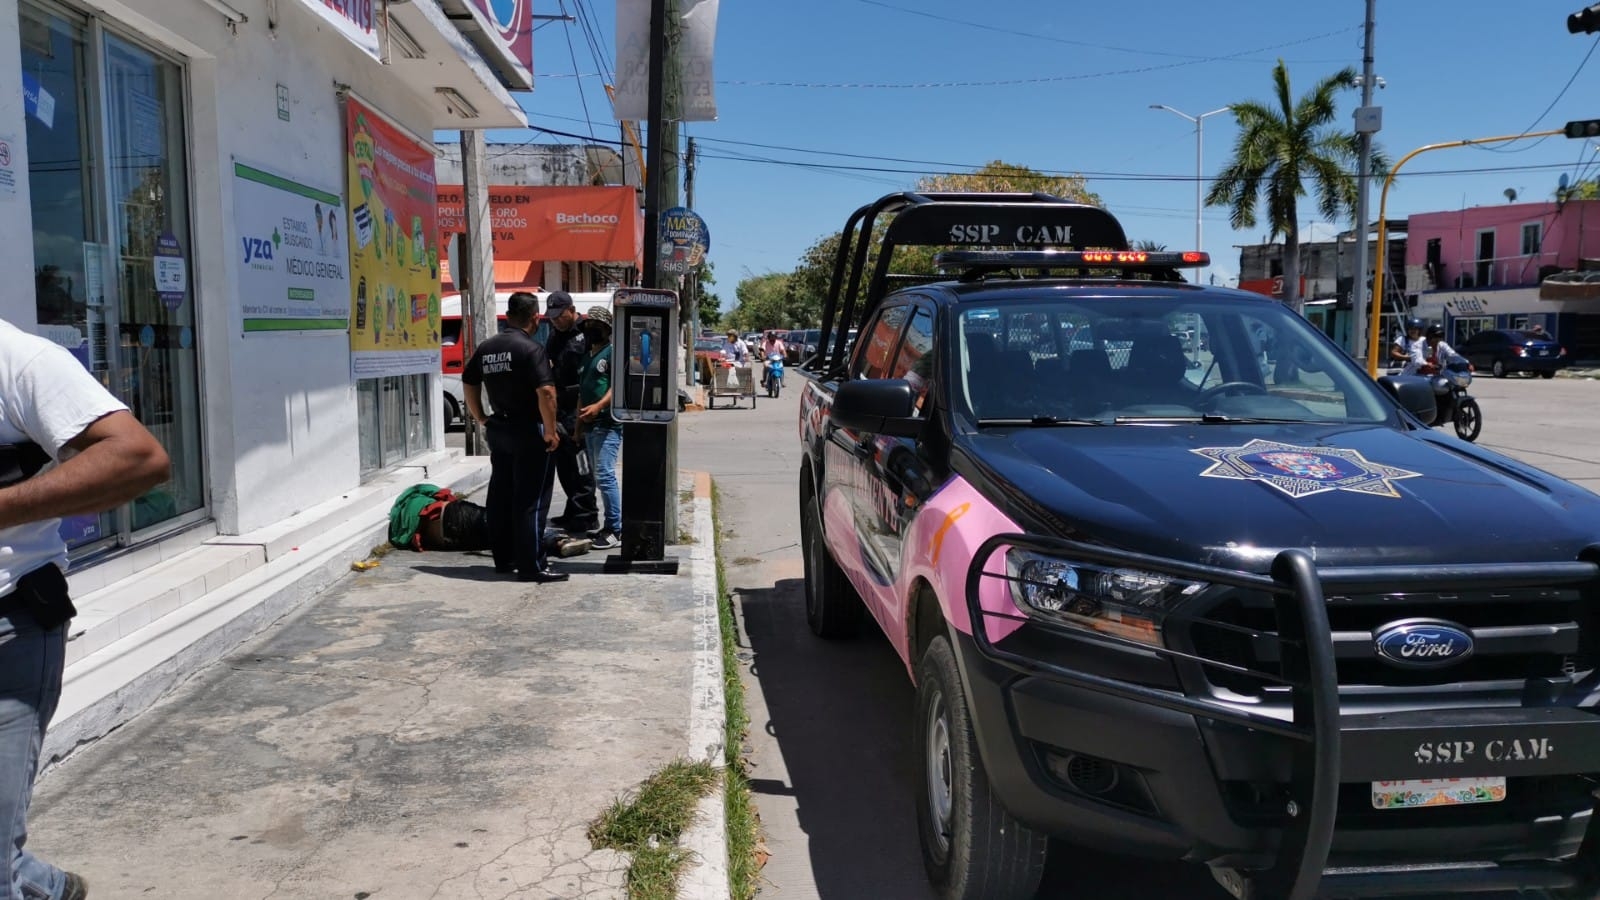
677, 470, 731, 900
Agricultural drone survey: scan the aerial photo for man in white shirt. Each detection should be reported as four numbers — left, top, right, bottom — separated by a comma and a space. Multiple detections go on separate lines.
1417, 323, 1459, 375
0, 320, 169, 900
1392, 318, 1424, 375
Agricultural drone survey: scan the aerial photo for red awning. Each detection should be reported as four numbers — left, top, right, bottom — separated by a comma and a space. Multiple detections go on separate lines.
437, 185, 641, 268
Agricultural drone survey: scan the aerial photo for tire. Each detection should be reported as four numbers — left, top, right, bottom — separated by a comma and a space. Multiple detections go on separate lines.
1540, 370, 1556, 379
1492, 359, 1507, 378
801, 488, 862, 638
1453, 397, 1483, 442
444, 394, 462, 429
914, 636, 1048, 900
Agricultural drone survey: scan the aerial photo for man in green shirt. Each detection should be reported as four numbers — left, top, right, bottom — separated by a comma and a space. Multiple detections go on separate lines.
577, 306, 622, 549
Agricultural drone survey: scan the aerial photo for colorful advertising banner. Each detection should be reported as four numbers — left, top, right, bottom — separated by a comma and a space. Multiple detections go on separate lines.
345, 97, 442, 378
465, 0, 533, 73
436, 185, 641, 264
232, 161, 351, 334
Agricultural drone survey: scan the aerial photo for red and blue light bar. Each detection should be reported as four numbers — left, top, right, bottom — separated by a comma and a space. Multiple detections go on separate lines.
934, 249, 1210, 269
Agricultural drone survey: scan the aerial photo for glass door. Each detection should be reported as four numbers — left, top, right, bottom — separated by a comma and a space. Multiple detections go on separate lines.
21, 2, 115, 550
22, 0, 206, 554
100, 32, 204, 533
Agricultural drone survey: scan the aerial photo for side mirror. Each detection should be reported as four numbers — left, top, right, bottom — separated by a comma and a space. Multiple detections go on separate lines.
832, 379, 922, 438
1377, 375, 1437, 426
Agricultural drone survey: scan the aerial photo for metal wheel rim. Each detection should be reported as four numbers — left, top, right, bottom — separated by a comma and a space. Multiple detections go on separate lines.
926, 688, 954, 854
1455, 401, 1481, 440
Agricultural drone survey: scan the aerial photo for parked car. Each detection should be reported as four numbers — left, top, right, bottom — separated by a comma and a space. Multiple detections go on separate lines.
788, 328, 823, 365
1458, 328, 1568, 378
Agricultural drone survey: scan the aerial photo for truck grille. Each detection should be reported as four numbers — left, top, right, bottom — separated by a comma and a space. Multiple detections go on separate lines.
1185, 585, 1597, 696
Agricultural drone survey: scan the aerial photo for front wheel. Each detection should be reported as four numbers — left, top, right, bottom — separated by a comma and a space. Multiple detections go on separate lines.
1492, 359, 1508, 378
1540, 370, 1556, 379
801, 489, 862, 638
915, 636, 1048, 900
1453, 397, 1483, 442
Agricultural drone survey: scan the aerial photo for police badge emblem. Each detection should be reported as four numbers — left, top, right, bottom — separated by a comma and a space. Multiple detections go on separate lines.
1192, 439, 1421, 499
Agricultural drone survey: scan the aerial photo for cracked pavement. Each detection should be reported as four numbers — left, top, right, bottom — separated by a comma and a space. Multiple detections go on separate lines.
28, 518, 697, 899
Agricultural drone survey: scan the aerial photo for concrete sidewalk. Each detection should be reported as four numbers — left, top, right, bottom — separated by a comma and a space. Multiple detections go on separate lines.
28, 477, 725, 900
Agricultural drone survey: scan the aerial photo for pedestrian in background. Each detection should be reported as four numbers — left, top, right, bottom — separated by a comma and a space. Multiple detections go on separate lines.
0, 319, 172, 900
462, 293, 568, 583
534, 291, 599, 536
577, 306, 622, 550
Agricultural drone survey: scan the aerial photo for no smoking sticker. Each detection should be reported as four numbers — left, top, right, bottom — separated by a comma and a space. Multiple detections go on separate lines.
0, 135, 16, 196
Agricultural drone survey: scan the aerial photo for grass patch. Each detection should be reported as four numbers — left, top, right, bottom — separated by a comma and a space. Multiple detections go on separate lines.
588, 759, 720, 899
712, 483, 763, 900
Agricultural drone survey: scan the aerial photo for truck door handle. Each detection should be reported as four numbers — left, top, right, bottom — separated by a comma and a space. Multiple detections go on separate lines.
852, 436, 874, 460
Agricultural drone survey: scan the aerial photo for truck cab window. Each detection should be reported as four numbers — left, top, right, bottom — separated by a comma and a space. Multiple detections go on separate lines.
853, 305, 909, 380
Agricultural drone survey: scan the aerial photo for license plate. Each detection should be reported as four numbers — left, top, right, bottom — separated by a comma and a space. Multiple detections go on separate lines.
1537, 349, 1549, 356
1371, 777, 1506, 810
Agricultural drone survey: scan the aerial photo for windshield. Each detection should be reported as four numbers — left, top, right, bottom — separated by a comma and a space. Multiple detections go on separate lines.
957, 294, 1395, 425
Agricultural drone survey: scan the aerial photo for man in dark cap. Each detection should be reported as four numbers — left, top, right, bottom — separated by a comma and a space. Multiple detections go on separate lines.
462, 292, 568, 582
535, 291, 600, 535
576, 306, 622, 550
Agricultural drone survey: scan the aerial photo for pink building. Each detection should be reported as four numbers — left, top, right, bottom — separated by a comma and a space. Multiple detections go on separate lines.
1405, 200, 1600, 360
1405, 199, 1600, 291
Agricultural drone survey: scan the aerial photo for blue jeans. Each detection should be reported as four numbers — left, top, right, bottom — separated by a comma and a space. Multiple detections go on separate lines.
0, 611, 66, 900
584, 426, 623, 535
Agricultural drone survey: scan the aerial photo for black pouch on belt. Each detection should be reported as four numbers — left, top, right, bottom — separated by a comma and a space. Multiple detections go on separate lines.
0, 442, 50, 489
12, 564, 75, 630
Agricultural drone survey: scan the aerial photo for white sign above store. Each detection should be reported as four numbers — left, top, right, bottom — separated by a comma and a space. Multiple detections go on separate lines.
290, 0, 381, 61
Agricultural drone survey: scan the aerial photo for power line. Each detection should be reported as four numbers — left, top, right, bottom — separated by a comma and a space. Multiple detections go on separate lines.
1477, 35, 1600, 154
718, 25, 1361, 89
852, 0, 1350, 65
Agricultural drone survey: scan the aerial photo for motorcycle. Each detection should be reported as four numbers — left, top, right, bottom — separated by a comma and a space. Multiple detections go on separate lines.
1425, 353, 1482, 442
763, 353, 785, 398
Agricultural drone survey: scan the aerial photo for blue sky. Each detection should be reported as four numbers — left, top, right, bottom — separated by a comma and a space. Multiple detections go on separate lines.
482, 0, 1600, 309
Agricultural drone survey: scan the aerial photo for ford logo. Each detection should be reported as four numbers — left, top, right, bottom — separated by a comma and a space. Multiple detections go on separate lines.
1373, 619, 1475, 669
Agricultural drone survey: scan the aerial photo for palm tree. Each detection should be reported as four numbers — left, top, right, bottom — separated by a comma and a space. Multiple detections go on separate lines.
1132, 240, 1168, 252
1205, 59, 1381, 316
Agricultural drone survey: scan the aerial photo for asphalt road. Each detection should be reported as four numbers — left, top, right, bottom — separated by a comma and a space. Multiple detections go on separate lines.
451, 371, 1600, 898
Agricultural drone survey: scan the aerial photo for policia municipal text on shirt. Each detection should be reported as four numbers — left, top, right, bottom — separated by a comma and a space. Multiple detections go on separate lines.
461, 293, 569, 583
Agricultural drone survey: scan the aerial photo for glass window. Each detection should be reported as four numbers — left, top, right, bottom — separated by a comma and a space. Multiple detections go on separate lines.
1453, 316, 1492, 346
357, 379, 381, 473
357, 373, 432, 476
853, 305, 908, 380
889, 306, 934, 414
957, 297, 1393, 425
1521, 223, 1542, 256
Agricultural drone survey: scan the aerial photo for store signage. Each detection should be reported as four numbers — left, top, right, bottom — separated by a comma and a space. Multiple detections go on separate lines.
659, 206, 709, 275
614, 0, 719, 121
290, 0, 380, 61
466, 0, 532, 72
233, 162, 352, 334
435, 185, 641, 263
345, 97, 441, 378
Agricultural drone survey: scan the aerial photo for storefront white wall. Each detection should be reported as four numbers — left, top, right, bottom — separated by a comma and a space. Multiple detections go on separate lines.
64, 0, 444, 534
0, 0, 36, 327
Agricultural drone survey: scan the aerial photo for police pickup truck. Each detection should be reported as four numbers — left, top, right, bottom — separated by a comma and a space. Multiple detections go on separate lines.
796, 192, 1600, 900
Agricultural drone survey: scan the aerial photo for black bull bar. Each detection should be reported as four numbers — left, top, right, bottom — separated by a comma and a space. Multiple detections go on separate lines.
964, 534, 1600, 899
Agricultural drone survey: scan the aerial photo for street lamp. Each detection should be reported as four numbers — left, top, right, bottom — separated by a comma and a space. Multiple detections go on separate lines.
1150, 104, 1231, 281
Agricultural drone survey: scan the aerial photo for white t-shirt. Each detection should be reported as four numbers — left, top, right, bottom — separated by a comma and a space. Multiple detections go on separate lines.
0, 320, 128, 594
1397, 336, 1427, 376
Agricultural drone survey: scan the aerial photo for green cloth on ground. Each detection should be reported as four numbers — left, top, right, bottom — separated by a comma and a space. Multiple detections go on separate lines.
389, 483, 444, 550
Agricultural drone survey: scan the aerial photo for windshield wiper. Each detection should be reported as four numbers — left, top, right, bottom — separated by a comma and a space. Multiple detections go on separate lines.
975, 415, 1109, 427
1103, 414, 1317, 425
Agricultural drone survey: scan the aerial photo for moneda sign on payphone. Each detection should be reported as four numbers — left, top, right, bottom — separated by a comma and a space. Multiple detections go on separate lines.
611, 287, 678, 424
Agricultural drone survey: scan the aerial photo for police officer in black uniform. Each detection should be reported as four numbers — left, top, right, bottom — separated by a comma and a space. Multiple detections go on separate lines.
536, 291, 600, 535
461, 292, 569, 583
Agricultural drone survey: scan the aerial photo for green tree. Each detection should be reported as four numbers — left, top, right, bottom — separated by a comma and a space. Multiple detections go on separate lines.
1205, 59, 1384, 316
1558, 179, 1600, 201
690, 260, 722, 328
1133, 240, 1168, 252
727, 272, 794, 332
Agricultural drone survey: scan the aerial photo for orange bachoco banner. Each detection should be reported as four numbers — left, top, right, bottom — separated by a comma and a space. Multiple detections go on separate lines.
436, 185, 641, 264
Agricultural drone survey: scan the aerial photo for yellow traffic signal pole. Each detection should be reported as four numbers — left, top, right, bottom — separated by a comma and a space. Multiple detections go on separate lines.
1365, 128, 1565, 377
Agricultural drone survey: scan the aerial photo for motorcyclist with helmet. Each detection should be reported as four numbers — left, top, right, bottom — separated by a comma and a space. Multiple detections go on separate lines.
1391, 317, 1425, 374
1415, 323, 1459, 376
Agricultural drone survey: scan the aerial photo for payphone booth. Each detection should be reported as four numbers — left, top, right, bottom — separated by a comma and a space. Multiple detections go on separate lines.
611, 288, 679, 425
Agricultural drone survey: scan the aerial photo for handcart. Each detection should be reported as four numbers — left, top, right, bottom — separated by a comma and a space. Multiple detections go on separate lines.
706, 360, 757, 409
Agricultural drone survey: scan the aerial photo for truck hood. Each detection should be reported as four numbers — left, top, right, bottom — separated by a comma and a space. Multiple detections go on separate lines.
956, 423, 1600, 573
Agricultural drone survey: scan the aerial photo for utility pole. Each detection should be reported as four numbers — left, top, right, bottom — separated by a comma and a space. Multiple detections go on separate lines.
459, 129, 497, 456
1150, 104, 1230, 283
1349, 0, 1380, 361
622, 0, 680, 559
683, 136, 698, 386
